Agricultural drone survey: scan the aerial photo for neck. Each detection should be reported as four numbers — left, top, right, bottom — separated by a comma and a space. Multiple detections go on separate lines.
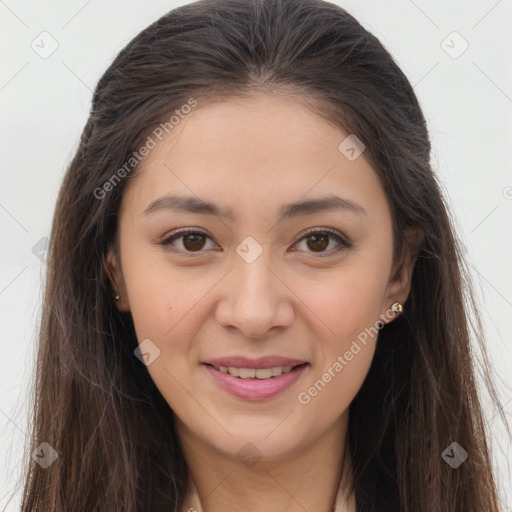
177, 412, 356, 512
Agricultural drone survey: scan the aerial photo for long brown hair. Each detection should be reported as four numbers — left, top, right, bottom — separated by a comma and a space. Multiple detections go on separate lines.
18, 0, 508, 510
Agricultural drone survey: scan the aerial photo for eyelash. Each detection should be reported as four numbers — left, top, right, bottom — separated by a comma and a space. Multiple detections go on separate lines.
159, 227, 352, 258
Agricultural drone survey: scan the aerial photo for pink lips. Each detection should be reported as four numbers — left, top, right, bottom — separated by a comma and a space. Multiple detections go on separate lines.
202, 355, 309, 401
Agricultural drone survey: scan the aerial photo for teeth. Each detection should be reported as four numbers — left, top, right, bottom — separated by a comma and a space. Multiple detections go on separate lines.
271, 366, 283, 376
239, 368, 256, 379
214, 365, 298, 379
255, 368, 272, 379
227, 367, 239, 377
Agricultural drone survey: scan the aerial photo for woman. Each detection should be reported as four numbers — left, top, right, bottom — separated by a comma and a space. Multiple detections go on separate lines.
20, 0, 507, 510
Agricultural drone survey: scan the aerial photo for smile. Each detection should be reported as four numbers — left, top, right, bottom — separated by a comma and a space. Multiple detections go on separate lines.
204, 363, 308, 400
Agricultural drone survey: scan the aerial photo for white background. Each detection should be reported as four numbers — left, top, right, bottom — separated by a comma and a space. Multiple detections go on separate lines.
1, 0, 511, 510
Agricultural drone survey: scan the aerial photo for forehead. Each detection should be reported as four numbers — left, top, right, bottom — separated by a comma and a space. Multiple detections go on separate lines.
121, 92, 389, 223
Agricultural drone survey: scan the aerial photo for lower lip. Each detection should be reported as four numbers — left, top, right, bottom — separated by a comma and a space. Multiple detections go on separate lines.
204, 364, 308, 400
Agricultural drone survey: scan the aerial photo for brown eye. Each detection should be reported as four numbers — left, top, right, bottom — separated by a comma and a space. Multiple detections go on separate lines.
305, 233, 329, 252
160, 229, 215, 254
294, 228, 351, 256
182, 233, 207, 251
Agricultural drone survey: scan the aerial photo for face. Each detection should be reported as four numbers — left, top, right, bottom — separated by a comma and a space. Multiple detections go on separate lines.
109, 92, 416, 463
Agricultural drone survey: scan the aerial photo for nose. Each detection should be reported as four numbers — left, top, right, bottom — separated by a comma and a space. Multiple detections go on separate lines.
214, 246, 295, 340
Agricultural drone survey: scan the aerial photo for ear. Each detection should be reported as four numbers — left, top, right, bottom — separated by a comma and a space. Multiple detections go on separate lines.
379, 225, 424, 325
104, 244, 130, 312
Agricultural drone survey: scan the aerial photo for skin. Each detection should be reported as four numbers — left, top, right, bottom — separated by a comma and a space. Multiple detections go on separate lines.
108, 91, 422, 512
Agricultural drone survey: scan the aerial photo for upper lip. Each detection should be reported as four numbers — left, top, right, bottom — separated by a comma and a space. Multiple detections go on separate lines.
204, 356, 307, 369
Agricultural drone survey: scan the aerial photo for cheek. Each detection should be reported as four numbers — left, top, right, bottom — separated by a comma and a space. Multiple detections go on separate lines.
293, 259, 387, 413
121, 254, 205, 411
295, 282, 380, 425
121, 241, 202, 332
118, 243, 193, 366
301, 257, 388, 345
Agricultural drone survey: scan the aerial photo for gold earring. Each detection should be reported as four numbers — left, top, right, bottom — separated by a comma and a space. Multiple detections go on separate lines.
391, 302, 403, 314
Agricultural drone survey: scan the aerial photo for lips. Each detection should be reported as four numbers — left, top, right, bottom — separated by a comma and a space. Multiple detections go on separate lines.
202, 356, 309, 400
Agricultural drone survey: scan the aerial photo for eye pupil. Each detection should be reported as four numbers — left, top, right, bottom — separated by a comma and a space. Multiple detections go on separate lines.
183, 234, 206, 251
307, 233, 329, 252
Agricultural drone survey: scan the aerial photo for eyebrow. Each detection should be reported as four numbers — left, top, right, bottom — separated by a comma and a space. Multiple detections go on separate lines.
143, 194, 366, 220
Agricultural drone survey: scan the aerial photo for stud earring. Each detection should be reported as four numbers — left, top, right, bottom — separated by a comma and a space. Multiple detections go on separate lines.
391, 302, 403, 314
